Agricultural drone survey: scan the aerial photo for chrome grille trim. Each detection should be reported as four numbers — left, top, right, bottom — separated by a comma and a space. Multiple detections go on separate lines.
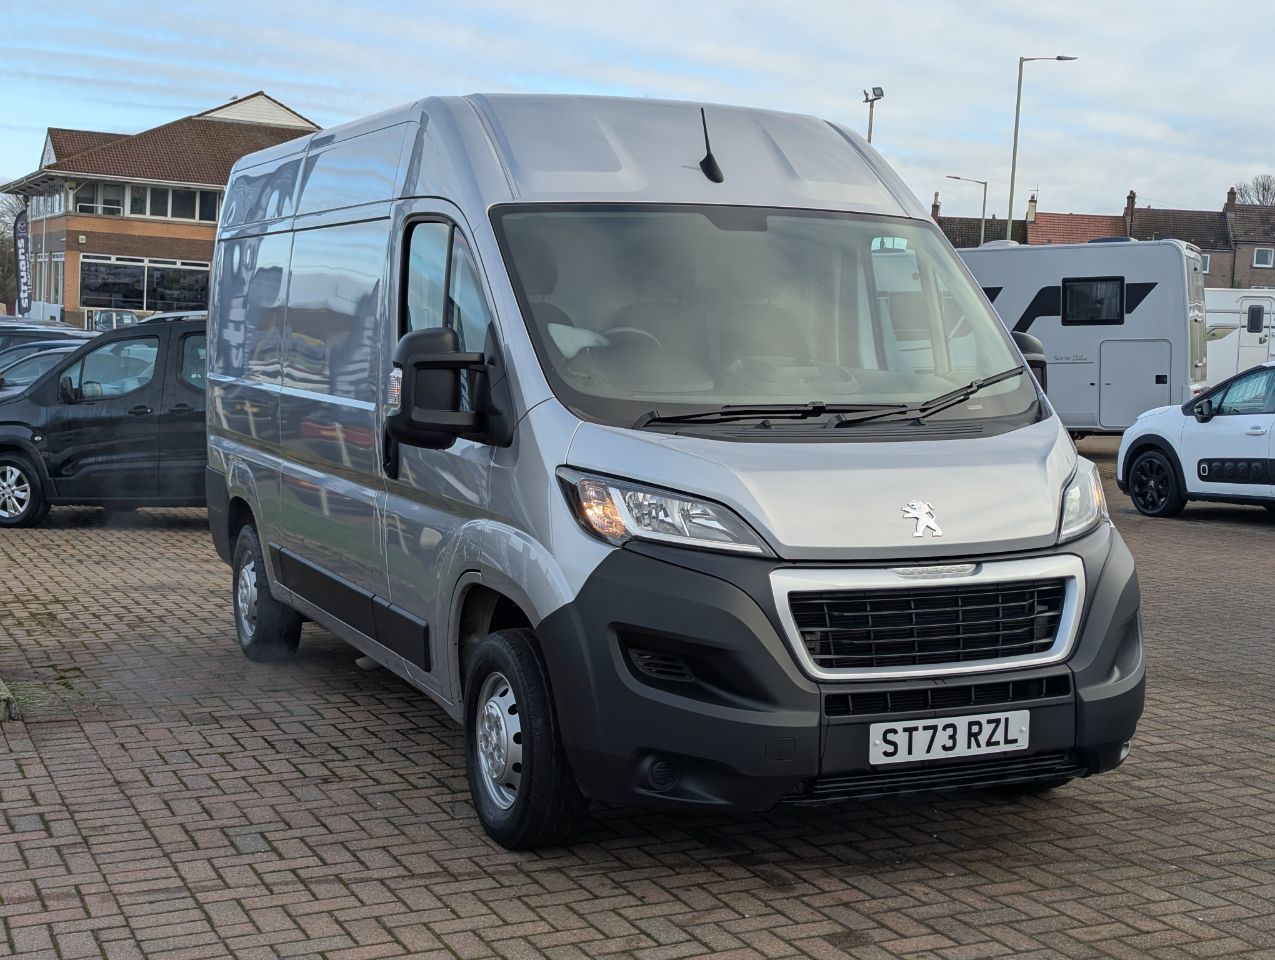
770, 555, 1086, 681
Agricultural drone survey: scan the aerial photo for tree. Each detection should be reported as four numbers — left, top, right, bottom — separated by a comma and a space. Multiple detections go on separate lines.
0, 193, 25, 313
1235, 175, 1275, 205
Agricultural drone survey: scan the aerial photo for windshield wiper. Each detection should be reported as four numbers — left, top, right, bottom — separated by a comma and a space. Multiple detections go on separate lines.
833, 365, 1028, 429
634, 401, 908, 429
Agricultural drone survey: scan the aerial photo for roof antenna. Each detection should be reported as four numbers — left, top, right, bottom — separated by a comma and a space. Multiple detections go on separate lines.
698, 108, 724, 183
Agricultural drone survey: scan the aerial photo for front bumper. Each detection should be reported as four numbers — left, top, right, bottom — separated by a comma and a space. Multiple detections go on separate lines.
535, 522, 1144, 811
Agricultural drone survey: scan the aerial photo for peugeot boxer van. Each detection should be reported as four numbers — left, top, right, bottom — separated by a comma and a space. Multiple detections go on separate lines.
207, 94, 1144, 849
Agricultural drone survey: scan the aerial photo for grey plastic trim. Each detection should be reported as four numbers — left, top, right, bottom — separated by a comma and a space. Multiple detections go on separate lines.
770, 554, 1086, 681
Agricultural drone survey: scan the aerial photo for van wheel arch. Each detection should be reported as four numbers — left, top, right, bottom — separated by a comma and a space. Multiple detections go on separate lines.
227, 496, 255, 546
456, 584, 534, 695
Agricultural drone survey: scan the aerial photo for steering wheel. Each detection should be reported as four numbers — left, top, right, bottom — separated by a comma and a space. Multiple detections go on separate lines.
602, 327, 664, 350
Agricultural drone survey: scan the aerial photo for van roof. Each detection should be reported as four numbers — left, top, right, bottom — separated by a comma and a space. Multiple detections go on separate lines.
223, 94, 928, 229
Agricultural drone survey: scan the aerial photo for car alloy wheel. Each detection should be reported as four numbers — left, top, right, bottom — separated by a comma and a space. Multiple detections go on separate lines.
0, 464, 32, 520
1131, 456, 1171, 513
236, 558, 259, 640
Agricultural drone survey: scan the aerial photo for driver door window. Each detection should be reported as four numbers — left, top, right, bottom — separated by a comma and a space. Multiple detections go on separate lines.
1214, 369, 1275, 415
64, 337, 160, 400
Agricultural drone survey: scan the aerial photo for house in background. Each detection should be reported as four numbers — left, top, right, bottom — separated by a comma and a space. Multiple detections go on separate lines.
1124, 190, 1232, 286
1, 92, 318, 327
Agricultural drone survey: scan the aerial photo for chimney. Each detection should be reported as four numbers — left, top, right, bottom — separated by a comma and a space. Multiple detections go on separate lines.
1026, 193, 1037, 223
1125, 190, 1137, 219
1226, 186, 1237, 212
931, 191, 941, 219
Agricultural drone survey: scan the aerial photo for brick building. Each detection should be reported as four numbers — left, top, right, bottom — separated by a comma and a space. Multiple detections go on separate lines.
1, 92, 317, 328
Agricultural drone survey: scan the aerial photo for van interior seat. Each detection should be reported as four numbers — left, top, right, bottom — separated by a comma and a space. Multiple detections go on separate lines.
717, 263, 808, 362
509, 232, 572, 330
608, 241, 707, 356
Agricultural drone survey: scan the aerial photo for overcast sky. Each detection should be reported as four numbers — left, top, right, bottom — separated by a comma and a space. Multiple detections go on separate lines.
2, 0, 1267, 219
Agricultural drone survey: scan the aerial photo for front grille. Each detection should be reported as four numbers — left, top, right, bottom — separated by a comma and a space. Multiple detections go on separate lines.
782, 751, 1086, 804
791, 578, 1068, 673
824, 674, 1072, 717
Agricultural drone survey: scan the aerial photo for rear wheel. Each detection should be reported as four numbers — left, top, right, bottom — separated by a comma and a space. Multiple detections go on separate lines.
1128, 450, 1187, 518
232, 525, 302, 662
0, 455, 47, 528
464, 628, 588, 849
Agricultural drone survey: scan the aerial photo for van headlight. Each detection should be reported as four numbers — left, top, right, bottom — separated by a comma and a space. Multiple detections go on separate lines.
1058, 459, 1108, 543
559, 468, 769, 554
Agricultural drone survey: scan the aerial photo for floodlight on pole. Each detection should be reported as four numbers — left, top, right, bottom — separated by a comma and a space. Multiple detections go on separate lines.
863, 87, 885, 143
1006, 55, 1076, 238
946, 174, 990, 246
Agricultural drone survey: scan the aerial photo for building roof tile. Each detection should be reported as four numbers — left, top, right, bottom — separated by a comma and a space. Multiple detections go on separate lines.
1130, 207, 1230, 249
1027, 212, 1126, 245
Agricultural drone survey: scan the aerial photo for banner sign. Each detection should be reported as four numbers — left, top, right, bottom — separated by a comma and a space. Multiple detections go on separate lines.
13, 208, 31, 316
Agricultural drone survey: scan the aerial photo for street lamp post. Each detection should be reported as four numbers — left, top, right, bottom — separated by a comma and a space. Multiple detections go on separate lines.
1006, 55, 1076, 238
946, 174, 989, 245
863, 87, 884, 143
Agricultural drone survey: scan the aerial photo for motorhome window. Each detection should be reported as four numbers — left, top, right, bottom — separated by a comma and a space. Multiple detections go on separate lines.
1214, 368, 1275, 415
1061, 277, 1124, 325
64, 337, 159, 399
1255, 248, 1274, 269
494, 204, 1036, 430
403, 221, 450, 334
283, 220, 386, 403
1247, 305, 1266, 334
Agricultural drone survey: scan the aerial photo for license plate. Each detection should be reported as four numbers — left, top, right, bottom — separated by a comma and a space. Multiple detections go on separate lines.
869, 710, 1030, 765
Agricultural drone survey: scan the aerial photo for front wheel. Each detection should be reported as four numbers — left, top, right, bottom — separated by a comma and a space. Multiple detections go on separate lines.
1128, 450, 1187, 518
232, 525, 302, 662
0, 455, 48, 528
464, 628, 588, 849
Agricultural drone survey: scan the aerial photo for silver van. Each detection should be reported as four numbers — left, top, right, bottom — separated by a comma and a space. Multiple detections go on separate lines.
207, 94, 1144, 849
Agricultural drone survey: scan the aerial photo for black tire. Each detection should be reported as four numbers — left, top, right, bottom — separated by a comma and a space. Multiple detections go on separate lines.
464, 628, 589, 849
1264, 503, 1275, 513
232, 525, 302, 662
0, 454, 48, 528
1128, 450, 1187, 518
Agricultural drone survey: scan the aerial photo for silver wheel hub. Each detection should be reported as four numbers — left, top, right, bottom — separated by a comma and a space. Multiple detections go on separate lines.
0, 465, 32, 519
236, 559, 258, 639
475, 671, 523, 810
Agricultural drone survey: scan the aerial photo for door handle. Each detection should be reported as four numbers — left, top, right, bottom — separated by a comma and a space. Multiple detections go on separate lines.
128, 405, 152, 418
168, 403, 193, 415
1246, 426, 1268, 436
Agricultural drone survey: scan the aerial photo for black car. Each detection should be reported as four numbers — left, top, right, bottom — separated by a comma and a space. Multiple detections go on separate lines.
0, 345, 81, 390
0, 322, 95, 354
0, 318, 207, 526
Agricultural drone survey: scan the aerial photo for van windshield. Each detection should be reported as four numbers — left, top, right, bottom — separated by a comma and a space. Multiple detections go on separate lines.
493, 205, 1039, 430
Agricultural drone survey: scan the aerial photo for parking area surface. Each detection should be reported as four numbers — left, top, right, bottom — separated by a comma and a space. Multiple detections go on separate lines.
3, 437, 1275, 959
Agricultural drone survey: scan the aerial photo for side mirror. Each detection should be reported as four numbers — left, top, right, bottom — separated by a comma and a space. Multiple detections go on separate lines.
1247, 305, 1266, 335
1011, 330, 1048, 394
385, 327, 483, 450
1194, 397, 1215, 422
58, 375, 78, 404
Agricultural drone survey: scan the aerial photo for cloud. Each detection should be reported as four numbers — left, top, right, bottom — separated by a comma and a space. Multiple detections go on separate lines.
3, 0, 1271, 218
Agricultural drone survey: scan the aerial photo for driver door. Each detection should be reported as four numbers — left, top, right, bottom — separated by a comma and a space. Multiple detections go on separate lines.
1180, 366, 1275, 499
43, 333, 165, 500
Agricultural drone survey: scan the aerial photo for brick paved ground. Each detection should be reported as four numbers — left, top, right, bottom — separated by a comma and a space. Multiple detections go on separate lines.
3, 437, 1275, 959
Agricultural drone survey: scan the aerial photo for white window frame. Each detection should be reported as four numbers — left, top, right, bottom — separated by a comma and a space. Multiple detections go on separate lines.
1254, 248, 1274, 269
1201, 253, 1210, 274
124, 183, 221, 224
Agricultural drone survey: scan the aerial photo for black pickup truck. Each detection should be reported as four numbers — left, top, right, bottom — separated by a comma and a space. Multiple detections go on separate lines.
0, 317, 206, 527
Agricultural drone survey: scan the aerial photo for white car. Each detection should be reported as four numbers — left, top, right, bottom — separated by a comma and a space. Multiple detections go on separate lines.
1118, 360, 1275, 517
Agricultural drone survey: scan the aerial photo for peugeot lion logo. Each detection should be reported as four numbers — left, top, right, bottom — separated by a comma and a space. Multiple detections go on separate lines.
902, 500, 942, 538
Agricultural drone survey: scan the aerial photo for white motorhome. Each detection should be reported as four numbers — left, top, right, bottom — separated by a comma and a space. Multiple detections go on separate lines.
1204, 288, 1274, 384
959, 240, 1207, 434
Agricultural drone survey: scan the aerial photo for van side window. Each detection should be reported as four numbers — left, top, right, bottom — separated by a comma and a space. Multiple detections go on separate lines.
403, 222, 450, 334
181, 334, 208, 389
1062, 277, 1124, 325
448, 238, 494, 353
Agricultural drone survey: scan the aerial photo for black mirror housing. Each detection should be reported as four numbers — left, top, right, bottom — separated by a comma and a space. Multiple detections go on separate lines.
1194, 397, 1215, 422
385, 327, 484, 450
1011, 330, 1048, 394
